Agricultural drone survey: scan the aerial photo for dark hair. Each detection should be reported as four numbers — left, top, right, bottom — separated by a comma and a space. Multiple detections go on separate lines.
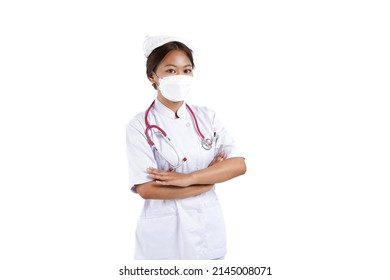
146, 41, 195, 89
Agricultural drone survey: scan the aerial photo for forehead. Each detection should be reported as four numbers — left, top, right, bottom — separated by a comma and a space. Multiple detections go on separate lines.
158, 50, 192, 67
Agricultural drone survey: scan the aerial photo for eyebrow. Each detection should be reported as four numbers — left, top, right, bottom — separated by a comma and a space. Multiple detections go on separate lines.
163, 64, 193, 68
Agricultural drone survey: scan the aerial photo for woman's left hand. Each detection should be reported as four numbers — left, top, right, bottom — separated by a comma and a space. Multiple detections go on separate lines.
146, 167, 193, 187
208, 152, 227, 167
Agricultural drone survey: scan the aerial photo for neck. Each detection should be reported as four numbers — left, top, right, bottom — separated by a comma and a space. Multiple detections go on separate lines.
157, 94, 183, 117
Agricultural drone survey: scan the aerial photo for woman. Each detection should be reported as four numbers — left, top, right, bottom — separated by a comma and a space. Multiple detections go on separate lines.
126, 35, 246, 260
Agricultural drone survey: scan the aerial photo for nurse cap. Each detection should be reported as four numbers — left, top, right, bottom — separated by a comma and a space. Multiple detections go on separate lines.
143, 35, 194, 58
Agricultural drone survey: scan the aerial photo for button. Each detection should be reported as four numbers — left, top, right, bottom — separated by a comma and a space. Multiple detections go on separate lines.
186, 122, 191, 127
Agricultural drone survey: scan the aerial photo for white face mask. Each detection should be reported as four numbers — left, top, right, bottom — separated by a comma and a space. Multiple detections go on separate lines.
158, 75, 193, 102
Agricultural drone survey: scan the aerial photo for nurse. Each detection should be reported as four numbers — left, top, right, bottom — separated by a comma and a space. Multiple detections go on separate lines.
126, 35, 246, 260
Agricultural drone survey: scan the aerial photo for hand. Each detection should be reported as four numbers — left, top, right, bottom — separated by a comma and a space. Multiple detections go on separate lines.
147, 167, 193, 187
208, 152, 227, 167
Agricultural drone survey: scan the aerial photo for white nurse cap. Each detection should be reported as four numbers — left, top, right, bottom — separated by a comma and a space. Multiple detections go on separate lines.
143, 35, 194, 58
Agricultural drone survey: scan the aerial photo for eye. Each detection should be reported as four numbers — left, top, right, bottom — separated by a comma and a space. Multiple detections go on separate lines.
184, 68, 193, 74
166, 69, 176, 75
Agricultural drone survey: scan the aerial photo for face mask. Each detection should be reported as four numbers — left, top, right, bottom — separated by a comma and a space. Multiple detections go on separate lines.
157, 75, 193, 102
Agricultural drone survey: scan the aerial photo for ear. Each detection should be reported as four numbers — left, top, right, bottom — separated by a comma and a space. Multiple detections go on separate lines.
148, 73, 159, 84
148, 74, 159, 90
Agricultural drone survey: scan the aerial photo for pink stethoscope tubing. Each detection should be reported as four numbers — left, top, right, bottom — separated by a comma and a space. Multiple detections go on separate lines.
144, 101, 212, 171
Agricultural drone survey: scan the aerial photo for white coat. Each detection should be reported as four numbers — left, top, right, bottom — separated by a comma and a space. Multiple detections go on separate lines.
126, 98, 244, 260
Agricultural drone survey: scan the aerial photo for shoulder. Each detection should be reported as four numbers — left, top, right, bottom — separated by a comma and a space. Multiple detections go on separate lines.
187, 103, 217, 120
126, 110, 146, 133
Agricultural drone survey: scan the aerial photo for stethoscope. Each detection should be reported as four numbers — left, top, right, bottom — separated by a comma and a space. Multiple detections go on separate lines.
144, 100, 213, 171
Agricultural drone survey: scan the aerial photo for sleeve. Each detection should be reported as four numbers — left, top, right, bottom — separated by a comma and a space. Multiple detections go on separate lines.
126, 119, 157, 193
212, 111, 245, 159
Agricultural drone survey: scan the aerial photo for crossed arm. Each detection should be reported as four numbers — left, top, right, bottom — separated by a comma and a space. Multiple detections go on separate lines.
135, 152, 246, 200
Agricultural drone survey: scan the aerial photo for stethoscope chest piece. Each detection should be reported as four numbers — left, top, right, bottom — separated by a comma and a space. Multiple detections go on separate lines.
201, 138, 213, 150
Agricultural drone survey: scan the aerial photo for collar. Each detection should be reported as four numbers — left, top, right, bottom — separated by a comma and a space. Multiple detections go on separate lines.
154, 98, 187, 119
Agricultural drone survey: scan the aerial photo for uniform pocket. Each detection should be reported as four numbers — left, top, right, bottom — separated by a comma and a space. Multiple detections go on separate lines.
144, 199, 176, 218
204, 204, 227, 251
135, 213, 178, 259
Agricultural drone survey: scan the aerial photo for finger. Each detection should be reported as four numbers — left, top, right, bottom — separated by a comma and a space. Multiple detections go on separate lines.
147, 167, 166, 175
147, 168, 164, 178
147, 167, 159, 172
211, 154, 223, 163
217, 153, 225, 161
148, 172, 167, 181
155, 180, 169, 185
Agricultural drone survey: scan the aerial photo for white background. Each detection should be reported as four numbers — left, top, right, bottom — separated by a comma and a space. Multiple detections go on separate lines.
1, 0, 389, 279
